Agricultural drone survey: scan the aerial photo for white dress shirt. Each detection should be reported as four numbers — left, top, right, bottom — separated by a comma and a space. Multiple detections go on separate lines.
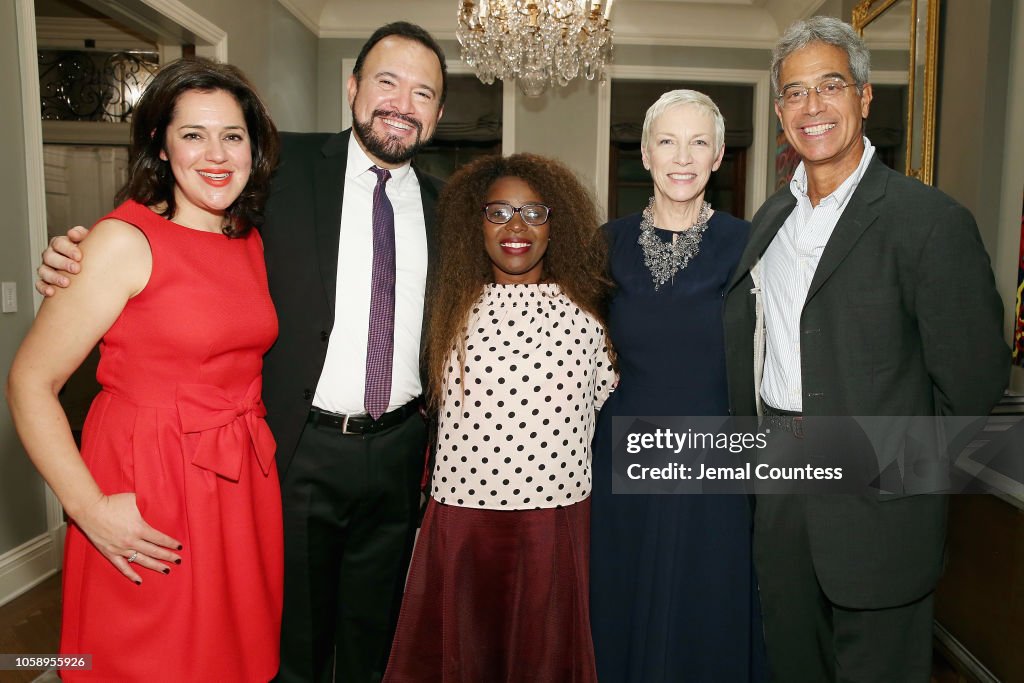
313, 135, 429, 415
760, 137, 876, 411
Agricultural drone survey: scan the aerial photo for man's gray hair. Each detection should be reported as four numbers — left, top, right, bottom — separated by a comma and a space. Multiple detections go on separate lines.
771, 16, 871, 96
641, 89, 726, 154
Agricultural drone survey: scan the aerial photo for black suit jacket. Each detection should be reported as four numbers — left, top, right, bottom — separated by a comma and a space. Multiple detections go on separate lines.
724, 157, 1009, 607
259, 129, 442, 474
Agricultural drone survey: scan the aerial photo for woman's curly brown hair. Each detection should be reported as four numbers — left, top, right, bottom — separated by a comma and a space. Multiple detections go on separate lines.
424, 153, 613, 409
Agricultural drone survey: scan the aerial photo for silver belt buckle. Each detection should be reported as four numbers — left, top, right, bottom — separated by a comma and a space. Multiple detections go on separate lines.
339, 414, 359, 435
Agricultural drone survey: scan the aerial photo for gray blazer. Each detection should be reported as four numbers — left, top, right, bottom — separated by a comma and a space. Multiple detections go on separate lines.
723, 157, 1009, 608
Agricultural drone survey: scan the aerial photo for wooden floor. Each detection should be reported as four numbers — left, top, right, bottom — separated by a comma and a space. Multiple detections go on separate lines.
0, 573, 976, 682
0, 574, 61, 683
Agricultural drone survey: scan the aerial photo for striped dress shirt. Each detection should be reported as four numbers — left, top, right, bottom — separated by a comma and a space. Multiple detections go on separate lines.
759, 137, 876, 411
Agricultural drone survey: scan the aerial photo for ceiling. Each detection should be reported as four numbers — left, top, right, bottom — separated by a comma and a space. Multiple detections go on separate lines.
34, 0, 884, 54
277, 0, 832, 48
35, 0, 106, 18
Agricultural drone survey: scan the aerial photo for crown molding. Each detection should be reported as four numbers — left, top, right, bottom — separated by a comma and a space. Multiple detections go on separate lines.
276, 0, 321, 37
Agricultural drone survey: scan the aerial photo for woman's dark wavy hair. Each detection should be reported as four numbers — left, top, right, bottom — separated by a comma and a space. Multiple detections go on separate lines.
424, 153, 614, 409
115, 57, 279, 237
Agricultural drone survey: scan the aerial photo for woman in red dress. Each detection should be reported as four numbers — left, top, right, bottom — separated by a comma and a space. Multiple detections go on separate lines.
7, 58, 282, 681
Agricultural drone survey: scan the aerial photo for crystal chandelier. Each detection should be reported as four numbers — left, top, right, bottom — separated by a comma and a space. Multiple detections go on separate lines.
456, 0, 615, 97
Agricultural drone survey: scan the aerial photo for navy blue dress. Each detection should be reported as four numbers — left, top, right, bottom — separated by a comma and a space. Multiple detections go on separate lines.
590, 211, 767, 682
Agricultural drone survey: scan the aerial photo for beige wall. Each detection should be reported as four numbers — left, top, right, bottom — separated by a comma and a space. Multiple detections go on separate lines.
935, 0, 1020, 373
515, 77, 602, 195
0, 1, 50, 566
936, 0, 1010, 252
267, 0, 319, 133
174, 0, 319, 132
179, 0, 270, 92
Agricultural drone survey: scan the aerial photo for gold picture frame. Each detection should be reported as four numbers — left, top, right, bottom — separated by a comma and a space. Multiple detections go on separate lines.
853, 0, 940, 185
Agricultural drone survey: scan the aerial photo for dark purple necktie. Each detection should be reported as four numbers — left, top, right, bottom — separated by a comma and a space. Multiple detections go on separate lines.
365, 166, 396, 419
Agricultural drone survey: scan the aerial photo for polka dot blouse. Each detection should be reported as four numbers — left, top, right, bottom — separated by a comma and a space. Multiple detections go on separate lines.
432, 283, 616, 511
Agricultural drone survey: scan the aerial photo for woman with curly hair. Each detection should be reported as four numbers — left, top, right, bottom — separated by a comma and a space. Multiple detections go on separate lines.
383, 153, 615, 682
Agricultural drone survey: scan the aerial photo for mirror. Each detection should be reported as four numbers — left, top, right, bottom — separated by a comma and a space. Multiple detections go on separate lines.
853, 0, 940, 185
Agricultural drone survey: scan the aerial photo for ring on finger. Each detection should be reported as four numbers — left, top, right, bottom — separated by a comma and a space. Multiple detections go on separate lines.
126, 550, 139, 564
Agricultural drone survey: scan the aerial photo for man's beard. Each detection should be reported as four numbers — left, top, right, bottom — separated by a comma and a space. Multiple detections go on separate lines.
353, 108, 429, 165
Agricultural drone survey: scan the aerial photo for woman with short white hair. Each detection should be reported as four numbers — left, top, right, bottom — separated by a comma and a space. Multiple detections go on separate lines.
589, 89, 768, 682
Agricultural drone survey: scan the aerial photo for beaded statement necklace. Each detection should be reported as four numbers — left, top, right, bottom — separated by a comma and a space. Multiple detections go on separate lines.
637, 197, 712, 290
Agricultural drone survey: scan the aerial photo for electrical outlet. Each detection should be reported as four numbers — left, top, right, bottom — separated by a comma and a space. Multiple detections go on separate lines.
2, 282, 17, 313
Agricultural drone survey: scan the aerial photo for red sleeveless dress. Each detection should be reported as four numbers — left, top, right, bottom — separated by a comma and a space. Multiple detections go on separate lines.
60, 201, 283, 682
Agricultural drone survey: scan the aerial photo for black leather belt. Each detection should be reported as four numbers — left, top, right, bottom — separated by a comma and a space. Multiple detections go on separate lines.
761, 403, 804, 439
308, 398, 422, 436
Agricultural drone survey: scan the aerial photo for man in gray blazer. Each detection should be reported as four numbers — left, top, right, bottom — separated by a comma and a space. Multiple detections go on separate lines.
723, 16, 1008, 682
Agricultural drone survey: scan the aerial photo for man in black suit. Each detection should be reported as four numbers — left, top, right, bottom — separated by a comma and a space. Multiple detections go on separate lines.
37, 22, 447, 683
723, 16, 1008, 683
260, 23, 445, 683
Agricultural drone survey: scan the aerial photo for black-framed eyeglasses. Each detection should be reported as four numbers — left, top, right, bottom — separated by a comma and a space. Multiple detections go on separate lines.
776, 77, 856, 108
482, 201, 552, 226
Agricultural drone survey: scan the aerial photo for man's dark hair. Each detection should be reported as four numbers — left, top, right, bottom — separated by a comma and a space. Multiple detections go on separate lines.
352, 22, 449, 106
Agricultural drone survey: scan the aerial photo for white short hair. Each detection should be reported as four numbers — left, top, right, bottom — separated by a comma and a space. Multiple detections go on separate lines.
641, 89, 726, 153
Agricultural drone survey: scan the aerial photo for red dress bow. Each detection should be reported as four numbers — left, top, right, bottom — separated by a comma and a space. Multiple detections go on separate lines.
176, 377, 276, 481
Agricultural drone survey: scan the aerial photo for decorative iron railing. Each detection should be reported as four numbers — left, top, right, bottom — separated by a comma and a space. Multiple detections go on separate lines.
39, 50, 159, 122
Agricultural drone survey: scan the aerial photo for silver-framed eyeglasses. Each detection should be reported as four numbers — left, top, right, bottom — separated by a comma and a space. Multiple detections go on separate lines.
776, 77, 856, 108
482, 201, 552, 226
